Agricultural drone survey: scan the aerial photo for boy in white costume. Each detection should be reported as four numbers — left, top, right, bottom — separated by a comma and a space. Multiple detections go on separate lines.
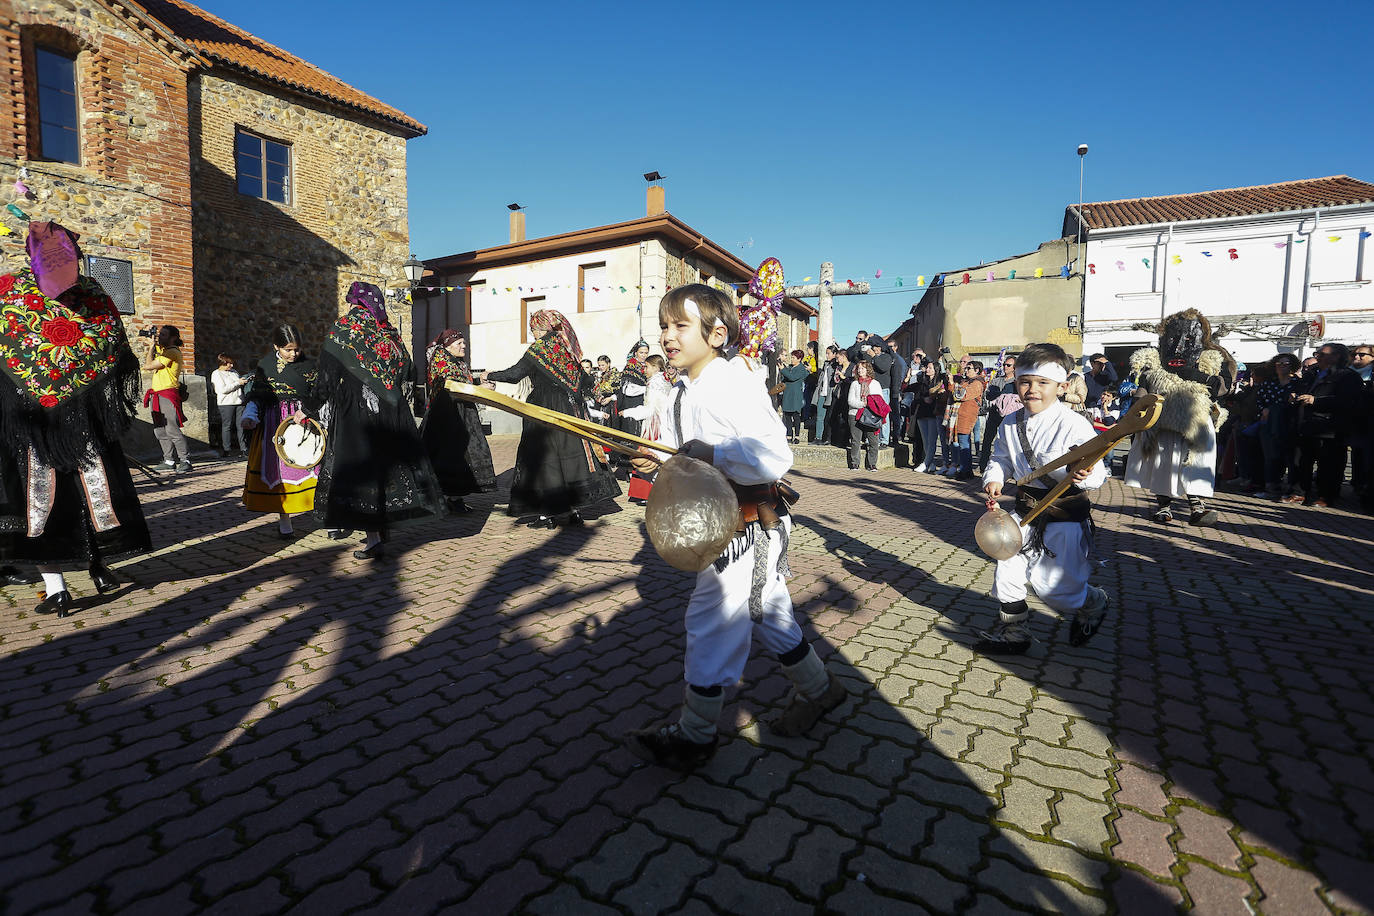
626, 284, 847, 771
979, 343, 1111, 655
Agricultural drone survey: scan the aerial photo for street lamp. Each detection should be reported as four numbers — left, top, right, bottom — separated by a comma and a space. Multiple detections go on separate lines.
403, 253, 424, 288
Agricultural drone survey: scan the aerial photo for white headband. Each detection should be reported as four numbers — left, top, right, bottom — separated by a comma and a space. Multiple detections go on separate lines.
682, 297, 726, 329
1015, 363, 1068, 383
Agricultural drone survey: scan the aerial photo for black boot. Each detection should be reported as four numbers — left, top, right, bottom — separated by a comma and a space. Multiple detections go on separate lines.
89, 563, 120, 595
1, 565, 40, 586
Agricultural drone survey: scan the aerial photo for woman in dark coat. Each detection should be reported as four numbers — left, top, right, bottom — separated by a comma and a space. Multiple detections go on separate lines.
313, 282, 445, 559
421, 329, 496, 513
485, 309, 620, 527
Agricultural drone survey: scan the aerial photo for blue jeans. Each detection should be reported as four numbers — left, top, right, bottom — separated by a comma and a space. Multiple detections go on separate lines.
918, 417, 940, 469
957, 433, 973, 474
880, 388, 892, 442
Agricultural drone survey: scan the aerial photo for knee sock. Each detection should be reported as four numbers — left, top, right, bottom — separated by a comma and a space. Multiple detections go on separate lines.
1155, 494, 1173, 509
677, 684, 723, 744
41, 572, 66, 595
998, 599, 1029, 624
779, 643, 830, 701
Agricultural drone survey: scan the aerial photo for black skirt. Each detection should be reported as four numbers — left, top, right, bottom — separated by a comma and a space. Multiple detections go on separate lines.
0, 443, 152, 568
421, 388, 497, 500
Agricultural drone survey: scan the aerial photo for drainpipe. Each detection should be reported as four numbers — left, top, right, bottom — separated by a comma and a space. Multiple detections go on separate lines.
1300, 210, 1319, 314
1159, 223, 1174, 319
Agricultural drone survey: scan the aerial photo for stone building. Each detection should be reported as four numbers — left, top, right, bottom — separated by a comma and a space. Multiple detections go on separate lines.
905, 240, 1085, 365
421, 187, 816, 434
0, 0, 424, 447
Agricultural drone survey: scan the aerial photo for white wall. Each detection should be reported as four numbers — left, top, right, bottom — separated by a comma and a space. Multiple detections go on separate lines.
1082, 205, 1374, 366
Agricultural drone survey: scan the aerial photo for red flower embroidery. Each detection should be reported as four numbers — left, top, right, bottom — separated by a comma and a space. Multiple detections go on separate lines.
24, 293, 46, 311
49, 369, 62, 379
374, 341, 393, 360
0, 274, 15, 296
6, 357, 18, 368
40, 316, 85, 348
38, 394, 58, 408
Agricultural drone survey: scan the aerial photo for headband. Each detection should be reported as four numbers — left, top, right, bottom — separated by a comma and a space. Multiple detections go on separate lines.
1015, 363, 1068, 383
682, 298, 726, 329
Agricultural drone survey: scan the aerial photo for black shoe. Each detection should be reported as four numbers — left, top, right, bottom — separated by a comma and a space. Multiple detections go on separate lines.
974, 619, 1032, 655
1, 565, 40, 586
624, 723, 716, 771
1188, 509, 1218, 527
446, 499, 471, 514
277, 527, 294, 540
526, 516, 554, 529
325, 528, 353, 540
1069, 588, 1111, 647
1150, 507, 1173, 524
36, 590, 74, 618
353, 542, 384, 560
89, 564, 120, 595
562, 512, 585, 527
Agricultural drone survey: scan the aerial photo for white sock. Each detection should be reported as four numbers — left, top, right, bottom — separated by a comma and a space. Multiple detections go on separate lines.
677, 686, 722, 744
42, 572, 66, 594
781, 646, 831, 701
362, 531, 382, 549
278, 513, 293, 534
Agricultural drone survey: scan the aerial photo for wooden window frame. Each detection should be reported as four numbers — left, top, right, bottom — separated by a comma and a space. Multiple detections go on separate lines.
521, 296, 545, 343
577, 262, 606, 313
234, 127, 292, 204
32, 44, 80, 164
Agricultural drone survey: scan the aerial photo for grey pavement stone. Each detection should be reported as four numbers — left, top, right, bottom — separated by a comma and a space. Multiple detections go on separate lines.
1, 451, 1363, 912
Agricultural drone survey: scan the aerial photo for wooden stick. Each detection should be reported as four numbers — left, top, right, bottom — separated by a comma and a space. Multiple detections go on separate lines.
1015, 394, 1162, 528
446, 380, 678, 461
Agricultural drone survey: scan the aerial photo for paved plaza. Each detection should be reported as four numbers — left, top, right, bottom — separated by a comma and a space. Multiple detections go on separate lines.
1, 437, 1370, 914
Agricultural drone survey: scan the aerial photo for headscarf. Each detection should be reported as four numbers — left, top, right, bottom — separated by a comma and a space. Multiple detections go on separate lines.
321, 281, 410, 404
26, 221, 83, 299
525, 309, 586, 393
426, 328, 473, 390
622, 339, 649, 386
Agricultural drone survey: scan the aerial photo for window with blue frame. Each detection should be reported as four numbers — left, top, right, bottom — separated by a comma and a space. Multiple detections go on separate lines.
34, 46, 79, 164
235, 129, 291, 204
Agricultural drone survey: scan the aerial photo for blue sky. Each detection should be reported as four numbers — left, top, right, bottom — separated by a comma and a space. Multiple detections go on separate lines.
204, 0, 1373, 344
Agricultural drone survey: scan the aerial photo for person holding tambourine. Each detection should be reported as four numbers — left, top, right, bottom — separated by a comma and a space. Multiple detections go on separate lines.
240, 324, 323, 538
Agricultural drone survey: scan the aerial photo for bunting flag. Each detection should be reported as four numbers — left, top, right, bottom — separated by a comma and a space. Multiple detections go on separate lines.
1087, 264, 1095, 274
1060, 265, 1070, 278
1034, 268, 1044, 278
1172, 255, 1182, 264
1228, 249, 1238, 260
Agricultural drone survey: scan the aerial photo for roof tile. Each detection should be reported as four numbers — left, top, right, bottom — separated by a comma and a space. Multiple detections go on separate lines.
1065, 175, 1374, 234
131, 0, 425, 136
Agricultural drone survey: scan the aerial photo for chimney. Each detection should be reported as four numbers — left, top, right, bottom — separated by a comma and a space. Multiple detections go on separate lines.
509, 209, 526, 243
646, 185, 665, 216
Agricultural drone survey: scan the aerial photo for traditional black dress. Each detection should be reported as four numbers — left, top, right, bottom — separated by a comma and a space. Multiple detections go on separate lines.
312, 285, 445, 532
487, 335, 621, 518
242, 353, 321, 515
421, 347, 496, 502
0, 269, 151, 567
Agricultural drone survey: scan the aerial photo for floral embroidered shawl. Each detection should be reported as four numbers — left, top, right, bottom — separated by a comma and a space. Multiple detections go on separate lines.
248, 351, 318, 403
525, 309, 585, 394
321, 283, 411, 405
426, 330, 474, 391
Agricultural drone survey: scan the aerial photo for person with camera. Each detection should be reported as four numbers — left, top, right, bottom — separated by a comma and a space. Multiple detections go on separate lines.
211, 353, 249, 458
141, 324, 192, 473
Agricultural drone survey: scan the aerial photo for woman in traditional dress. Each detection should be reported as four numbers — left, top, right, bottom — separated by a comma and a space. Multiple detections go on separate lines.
486, 309, 621, 527
421, 329, 496, 513
0, 221, 150, 616
240, 324, 321, 538
313, 282, 445, 559
622, 353, 671, 505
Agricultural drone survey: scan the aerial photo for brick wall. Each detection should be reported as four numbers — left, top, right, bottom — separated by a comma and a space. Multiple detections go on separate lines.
189, 72, 414, 372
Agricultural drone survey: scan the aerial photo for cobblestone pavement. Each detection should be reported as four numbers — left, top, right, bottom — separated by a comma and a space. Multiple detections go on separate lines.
2, 436, 1370, 914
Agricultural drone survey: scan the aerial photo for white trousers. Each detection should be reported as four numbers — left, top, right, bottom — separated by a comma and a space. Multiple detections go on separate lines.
992, 515, 1092, 613
684, 516, 802, 687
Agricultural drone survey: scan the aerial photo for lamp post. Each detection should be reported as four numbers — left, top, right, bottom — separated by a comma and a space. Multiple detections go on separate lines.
1076, 143, 1088, 354
403, 253, 424, 289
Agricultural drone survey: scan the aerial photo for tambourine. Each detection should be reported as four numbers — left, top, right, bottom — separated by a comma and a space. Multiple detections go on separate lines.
273, 416, 326, 469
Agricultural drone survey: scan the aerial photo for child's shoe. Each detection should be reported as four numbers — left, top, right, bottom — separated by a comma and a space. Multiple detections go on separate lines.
975, 617, 1031, 655
1069, 587, 1111, 647
771, 675, 847, 737
624, 722, 716, 771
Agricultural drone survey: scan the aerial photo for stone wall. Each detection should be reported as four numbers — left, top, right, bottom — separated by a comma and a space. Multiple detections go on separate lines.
189, 72, 414, 376
0, 0, 195, 358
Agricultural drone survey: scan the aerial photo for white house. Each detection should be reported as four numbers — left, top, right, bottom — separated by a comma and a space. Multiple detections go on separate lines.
419, 187, 815, 433
1067, 175, 1374, 370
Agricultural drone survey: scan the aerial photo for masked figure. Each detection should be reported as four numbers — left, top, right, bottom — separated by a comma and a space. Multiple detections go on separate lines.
1122, 308, 1233, 526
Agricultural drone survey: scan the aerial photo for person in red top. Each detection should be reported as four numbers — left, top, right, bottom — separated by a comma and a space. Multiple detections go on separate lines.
954, 360, 986, 480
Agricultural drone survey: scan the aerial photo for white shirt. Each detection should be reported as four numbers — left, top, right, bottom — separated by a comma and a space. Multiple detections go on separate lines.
212, 368, 246, 406
983, 400, 1107, 490
848, 377, 881, 410
661, 356, 792, 485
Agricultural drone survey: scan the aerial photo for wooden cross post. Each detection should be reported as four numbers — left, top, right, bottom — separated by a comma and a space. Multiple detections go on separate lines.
785, 261, 870, 349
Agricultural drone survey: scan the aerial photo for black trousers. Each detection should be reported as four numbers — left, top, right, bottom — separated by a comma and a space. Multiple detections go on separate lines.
1292, 435, 1347, 502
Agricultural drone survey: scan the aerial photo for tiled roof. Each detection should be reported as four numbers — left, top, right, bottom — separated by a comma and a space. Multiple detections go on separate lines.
1063, 175, 1374, 234
130, 0, 426, 136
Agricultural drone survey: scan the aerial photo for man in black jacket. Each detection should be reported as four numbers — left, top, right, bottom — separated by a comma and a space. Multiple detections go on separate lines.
861, 335, 896, 443
1285, 343, 1364, 507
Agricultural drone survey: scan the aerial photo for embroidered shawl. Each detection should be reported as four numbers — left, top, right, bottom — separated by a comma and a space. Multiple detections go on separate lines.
248, 351, 319, 403
622, 349, 649, 388
426, 330, 474, 391
321, 290, 411, 405
0, 269, 139, 469
525, 310, 585, 394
